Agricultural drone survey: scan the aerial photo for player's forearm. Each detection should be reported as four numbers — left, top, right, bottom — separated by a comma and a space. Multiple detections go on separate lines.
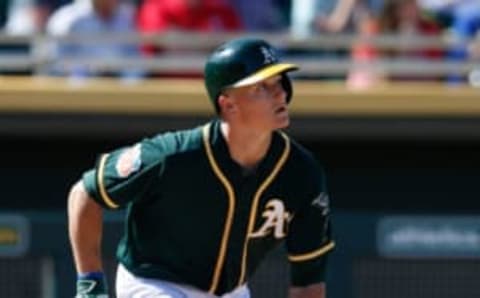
289, 283, 326, 298
68, 181, 104, 273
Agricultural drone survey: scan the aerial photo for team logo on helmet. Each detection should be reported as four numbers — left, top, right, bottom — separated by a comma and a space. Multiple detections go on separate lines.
260, 46, 277, 65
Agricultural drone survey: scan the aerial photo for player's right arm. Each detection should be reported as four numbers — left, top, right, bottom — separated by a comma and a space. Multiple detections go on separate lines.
68, 180, 108, 297
68, 180, 104, 274
68, 137, 169, 296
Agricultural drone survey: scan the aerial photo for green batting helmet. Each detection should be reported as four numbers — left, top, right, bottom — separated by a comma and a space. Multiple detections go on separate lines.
204, 38, 298, 113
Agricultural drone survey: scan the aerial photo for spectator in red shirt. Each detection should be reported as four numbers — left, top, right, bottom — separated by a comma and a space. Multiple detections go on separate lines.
378, 0, 443, 60
347, 0, 444, 88
137, 0, 242, 76
137, 0, 242, 37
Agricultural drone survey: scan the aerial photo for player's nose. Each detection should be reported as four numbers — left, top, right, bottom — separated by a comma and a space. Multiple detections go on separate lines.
273, 85, 287, 103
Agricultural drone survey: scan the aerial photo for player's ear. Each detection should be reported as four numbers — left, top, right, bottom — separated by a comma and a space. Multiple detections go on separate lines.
218, 92, 237, 115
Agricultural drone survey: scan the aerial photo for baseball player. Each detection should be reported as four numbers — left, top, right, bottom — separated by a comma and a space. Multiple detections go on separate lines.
68, 37, 335, 298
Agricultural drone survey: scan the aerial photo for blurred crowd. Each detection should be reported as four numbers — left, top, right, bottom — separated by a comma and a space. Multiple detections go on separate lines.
0, 0, 479, 86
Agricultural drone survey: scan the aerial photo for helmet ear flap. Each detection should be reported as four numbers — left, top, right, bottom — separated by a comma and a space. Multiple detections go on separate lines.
281, 74, 293, 104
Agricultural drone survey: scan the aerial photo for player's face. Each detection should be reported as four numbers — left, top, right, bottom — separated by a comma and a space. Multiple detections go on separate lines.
224, 75, 289, 131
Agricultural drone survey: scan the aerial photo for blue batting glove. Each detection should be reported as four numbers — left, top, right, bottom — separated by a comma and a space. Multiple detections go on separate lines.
75, 272, 109, 298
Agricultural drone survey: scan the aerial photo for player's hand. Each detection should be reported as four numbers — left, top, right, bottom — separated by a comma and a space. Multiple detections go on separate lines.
75, 272, 109, 298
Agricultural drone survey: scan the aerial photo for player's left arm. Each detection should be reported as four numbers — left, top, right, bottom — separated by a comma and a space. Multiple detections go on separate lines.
286, 162, 334, 297
286, 196, 333, 298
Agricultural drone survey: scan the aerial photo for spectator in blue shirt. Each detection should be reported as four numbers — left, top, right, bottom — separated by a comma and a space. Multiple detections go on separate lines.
47, 0, 144, 82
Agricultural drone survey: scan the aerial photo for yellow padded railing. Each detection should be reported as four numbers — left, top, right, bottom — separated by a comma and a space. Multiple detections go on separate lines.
0, 76, 478, 117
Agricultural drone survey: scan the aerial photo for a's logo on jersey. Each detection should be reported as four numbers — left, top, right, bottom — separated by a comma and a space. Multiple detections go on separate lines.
311, 192, 330, 215
260, 46, 277, 65
116, 144, 141, 178
251, 199, 292, 239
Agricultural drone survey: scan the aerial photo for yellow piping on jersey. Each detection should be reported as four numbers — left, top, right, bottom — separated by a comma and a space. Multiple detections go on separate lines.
237, 131, 291, 287
288, 241, 335, 262
202, 123, 236, 294
97, 154, 120, 209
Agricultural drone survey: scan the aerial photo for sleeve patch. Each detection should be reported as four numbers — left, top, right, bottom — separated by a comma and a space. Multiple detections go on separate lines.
115, 144, 142, 178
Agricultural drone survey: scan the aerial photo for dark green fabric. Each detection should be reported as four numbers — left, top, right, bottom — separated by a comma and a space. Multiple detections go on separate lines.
83, 119, 332, 295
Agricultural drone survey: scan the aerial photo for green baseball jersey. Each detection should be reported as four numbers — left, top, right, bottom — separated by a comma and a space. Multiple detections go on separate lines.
83, 119, 334, 296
